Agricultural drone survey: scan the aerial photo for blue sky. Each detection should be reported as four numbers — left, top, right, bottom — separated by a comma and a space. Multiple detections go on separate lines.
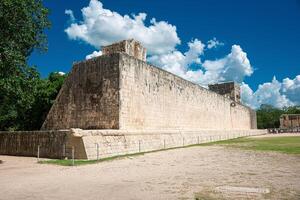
29, 0, 300, 108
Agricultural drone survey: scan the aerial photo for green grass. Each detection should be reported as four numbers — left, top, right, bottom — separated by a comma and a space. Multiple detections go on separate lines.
204, 136, 300, 154
39, 152, 146, 166
39, 136, 300, 166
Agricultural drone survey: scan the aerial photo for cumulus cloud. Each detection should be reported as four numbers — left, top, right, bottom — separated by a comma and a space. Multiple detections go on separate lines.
282, 75, 300, 104
65, 9, 75, 22
86, 50, 102, 59
148, 39, 205, 81
64, 0, 299, 109
241, 77, 297, 109
207, 37, 224, 49
149, 44, 253, 85
202, 45, 253, 83
65, 0, 180, 55
65, 1, 251, 86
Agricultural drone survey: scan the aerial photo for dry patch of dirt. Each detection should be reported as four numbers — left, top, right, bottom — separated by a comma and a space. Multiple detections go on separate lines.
1, 145, 300, 200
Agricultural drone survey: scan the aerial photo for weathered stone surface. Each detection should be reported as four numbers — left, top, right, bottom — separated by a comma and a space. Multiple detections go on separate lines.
0, 40, 262, 159
41, 54, 120, 130
102, 39, 146, 61
280, 114, 300, 128
0, 130, 68, 158
208, 82, 241, 103
0, 129, 266, 159
78, 129, 267, 160
42, 39, 257, 130
119, 53, 256, 130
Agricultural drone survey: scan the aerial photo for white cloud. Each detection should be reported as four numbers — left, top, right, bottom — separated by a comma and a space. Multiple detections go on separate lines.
148, 39, 205, 80
65, 0, 180, 55
57, 71, 66, 75
65, 1, 251, 87
241, 77, 296, 109
207, 37, 224, 49
202, 45, 253, 83
149, 44, 253, 85
282, 75, 300, 104
65, 0, 300, 109
65, 9, 75, 22
86, 50, 102, 59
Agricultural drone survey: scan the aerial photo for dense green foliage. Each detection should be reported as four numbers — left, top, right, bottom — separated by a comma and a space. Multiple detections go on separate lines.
0, 0, 62, 131
21, 72, 67, 130
0, 71, 66, 131
257, 104, 300, 129
0, 0, 50, 78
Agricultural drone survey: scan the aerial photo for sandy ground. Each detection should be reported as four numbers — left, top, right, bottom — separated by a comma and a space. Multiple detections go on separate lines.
1, 137, 300, 200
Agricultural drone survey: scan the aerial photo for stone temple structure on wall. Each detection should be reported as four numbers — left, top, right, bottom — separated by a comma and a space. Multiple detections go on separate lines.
0, 39, 266, 160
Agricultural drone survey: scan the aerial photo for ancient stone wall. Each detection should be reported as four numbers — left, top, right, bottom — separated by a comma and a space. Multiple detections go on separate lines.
78, 129, 266, 160
119, 53, 256, 130
102, 39, 146, 61
42, 49, 256, 131
208, 82, 241, 103
280, 114, 300, 128
0, 130, 68, 158
41, 54, 120, 130
0, 129, 266, 160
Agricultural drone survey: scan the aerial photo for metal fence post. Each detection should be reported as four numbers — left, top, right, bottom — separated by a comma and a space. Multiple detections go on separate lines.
37, 145, 40, 162
96, 143, 99, 160
183, 137, 185, 146
62, 144, 66, 159
163, 139, 166, 149
72, 146, 75, 166
138, 140, 141, 152
197, 136, 199, 144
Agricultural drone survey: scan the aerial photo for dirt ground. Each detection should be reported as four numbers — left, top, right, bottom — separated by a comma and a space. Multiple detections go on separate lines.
1, 134, 300, 200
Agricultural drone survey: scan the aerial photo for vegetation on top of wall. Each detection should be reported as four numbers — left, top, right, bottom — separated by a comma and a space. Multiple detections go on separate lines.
256, 104, 300, 129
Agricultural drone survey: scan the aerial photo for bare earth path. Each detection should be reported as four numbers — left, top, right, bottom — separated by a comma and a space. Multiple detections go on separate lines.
1, 138, 300, 199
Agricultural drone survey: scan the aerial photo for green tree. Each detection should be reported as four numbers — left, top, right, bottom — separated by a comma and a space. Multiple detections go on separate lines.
256, 104, 300, 129
0, 0, 50, 130
283, 106, 300, 115
23, 72, 67, 130
256, 104, 284, 129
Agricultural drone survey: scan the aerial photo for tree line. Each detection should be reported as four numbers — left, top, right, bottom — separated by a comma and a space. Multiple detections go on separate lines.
256, 104, 300, 129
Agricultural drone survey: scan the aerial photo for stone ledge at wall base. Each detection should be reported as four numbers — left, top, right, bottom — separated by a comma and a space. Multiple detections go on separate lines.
0, 129, 267, 160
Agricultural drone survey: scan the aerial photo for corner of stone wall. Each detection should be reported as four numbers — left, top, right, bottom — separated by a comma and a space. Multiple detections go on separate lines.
65, 129, 88, 159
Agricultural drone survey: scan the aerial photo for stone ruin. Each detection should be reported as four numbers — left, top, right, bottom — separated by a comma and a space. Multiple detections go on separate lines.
208, 82, 241, 103
102, 39, 146, 61
41, 39, 255, 131
0, 39, 266, 160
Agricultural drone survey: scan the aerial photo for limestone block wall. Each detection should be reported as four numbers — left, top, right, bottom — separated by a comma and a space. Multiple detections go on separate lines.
119, 53, 256, 130
42, 52, 256, 131
0, 129, 266, 160
0, 130, 69, 158
102, 39, 146, 62
79, 129, 267, 160
41, 54, 120, 130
